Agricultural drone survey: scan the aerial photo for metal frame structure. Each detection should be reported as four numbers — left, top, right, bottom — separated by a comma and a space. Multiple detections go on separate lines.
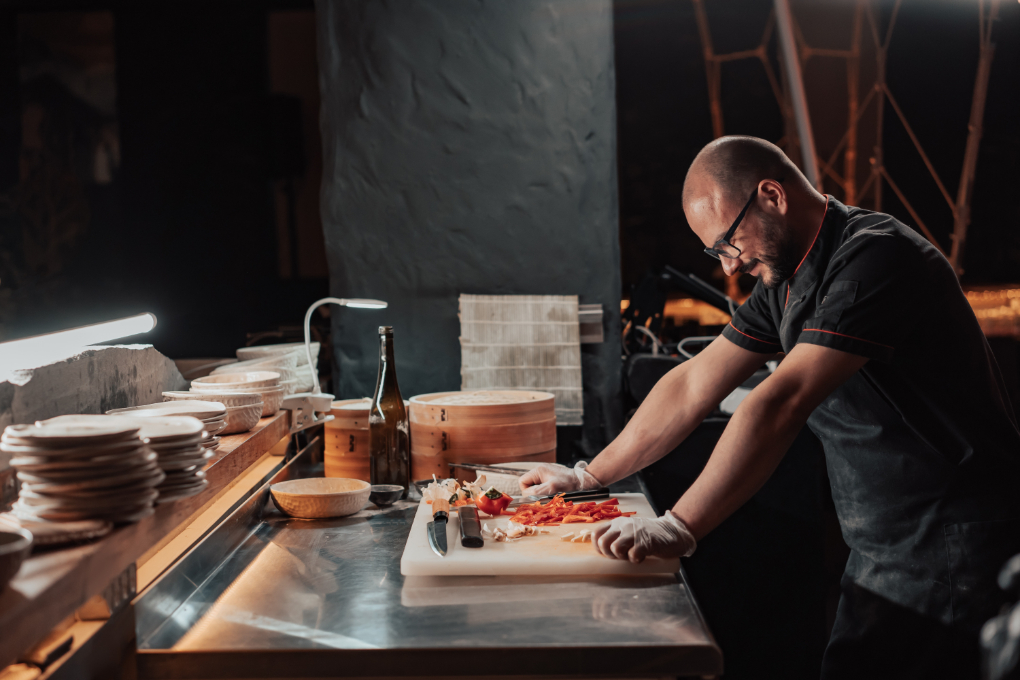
691, 0, 1002, 275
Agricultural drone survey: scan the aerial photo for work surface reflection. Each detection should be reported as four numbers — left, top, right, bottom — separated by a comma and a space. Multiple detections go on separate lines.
139, 502, 713, 652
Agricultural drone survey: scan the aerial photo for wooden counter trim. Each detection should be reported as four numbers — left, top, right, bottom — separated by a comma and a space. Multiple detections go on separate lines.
0, 411, 289, 669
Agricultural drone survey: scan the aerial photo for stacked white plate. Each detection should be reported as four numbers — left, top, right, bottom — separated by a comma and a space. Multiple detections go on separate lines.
236, 343, 319, 393
163, 389, 281, 418
211, 353, 298, 388
189, 373, 272, 431
237, 341, 319, 366
107, 401, 228, 450
105, 415, 211, 502
2, 417, 164, 523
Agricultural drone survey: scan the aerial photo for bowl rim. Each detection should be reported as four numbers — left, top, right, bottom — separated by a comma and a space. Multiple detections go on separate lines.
192, 371, 281, 385
0, 527, 33, 556
164, 390, 261, 398
187, 385, 285, 395
271, 477, 371, 497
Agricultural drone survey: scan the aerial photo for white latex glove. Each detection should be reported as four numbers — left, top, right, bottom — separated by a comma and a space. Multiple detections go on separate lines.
593, 512, 697, 563
518, 461, 603, 497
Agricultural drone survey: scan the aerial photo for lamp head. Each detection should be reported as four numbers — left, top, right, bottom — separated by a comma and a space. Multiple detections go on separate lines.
342, 299, 388, 310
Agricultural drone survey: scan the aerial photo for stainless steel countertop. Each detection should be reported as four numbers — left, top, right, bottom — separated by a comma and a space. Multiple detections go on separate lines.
135, 446, 722, 679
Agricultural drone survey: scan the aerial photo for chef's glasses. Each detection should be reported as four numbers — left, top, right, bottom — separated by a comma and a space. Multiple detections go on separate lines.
703, 178, 783, 261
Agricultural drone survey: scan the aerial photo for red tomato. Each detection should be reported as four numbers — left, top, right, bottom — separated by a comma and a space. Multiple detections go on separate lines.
475, 488, 512, 516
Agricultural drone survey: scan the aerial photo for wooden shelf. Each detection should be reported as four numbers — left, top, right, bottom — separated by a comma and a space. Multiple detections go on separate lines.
0, 412, 289, 668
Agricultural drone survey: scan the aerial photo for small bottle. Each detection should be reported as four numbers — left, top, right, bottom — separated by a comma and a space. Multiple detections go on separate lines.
369, 326, 410, 498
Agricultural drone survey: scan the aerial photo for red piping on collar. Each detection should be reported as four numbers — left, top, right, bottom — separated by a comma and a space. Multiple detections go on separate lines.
790, 195, 830, 280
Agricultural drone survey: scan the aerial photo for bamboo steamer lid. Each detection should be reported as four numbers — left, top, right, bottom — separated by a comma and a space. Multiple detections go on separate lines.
408, 390, 556, 480
324, 398, 371, 481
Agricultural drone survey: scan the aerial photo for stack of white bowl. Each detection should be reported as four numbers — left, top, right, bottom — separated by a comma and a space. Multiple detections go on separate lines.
233, 342, 320, 394
3, 416, 165, 523
189, 372, 274, 432
162, 389, 276, 420
211, 351, 300, 395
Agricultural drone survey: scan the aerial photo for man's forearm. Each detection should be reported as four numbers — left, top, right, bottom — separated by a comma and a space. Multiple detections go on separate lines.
586, 362, 719, 486
670, 378, 812, 540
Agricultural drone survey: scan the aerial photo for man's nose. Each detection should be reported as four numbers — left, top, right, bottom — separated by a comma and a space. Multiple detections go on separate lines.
720, 256, 740, 277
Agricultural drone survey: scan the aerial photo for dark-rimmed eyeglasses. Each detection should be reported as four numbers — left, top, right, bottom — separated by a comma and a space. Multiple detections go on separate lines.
703, 179, 783, 261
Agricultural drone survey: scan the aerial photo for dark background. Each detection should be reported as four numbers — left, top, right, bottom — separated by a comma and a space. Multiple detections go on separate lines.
1, 0, 1017, 357
615, 0, 1020, 298
0, 3, 1016, 678
0, 1, 329, 358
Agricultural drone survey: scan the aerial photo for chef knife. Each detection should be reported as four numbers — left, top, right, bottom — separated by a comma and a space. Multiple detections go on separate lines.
458, 505, 484, 548
507, 487, 611, 509
453, 463, 526, 477
427, 498, 449, 557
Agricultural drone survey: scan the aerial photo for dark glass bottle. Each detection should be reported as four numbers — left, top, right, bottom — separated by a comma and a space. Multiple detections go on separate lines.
369, 326, 410, 497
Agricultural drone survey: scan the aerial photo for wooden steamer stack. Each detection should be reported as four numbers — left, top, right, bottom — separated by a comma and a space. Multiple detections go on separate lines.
324, 398, 372, 482
408, 391, 556, 480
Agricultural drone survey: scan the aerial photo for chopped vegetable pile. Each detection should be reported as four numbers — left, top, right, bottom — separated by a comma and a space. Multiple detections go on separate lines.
422, 475, 485, 507
422, 476, 513, 516
483, 523, 549, 542
507, 495, 636, 526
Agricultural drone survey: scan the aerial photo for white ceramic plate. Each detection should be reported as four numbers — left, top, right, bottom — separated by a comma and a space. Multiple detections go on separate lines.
0, 438, 147, 460
105, 416, 206, 442
11, 449, 156, 474
107, 403, 226, 420
21, 464, 164, 495
7, 418, 141, 447
191, 372, 281, 390
163, 391, 262, 407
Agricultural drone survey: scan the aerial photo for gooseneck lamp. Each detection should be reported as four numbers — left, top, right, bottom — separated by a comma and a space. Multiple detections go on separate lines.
302, 297, 387, 396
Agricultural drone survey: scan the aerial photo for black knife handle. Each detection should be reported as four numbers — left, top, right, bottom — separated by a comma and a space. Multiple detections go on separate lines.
458, 506, 484, 548
560, 487, 611, 501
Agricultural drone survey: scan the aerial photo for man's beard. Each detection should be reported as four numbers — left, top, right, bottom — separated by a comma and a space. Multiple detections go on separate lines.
739, 211, 801, 290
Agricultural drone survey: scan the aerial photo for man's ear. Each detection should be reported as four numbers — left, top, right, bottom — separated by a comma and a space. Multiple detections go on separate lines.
758, 178, 787, 216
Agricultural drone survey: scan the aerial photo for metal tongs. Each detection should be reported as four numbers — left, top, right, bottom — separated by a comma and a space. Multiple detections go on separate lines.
508, 487, 611, 509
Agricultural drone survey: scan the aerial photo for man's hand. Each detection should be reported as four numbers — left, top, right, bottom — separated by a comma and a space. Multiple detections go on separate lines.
519, 462, 602, 496
593, 512, 697, 563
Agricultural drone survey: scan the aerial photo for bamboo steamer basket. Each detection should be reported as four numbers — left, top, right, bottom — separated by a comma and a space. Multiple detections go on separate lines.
324, 398, 372, 482
409, 390, 556, 480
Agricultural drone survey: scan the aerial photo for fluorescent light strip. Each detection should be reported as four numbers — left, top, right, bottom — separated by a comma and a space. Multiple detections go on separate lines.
0, 313, 157, 373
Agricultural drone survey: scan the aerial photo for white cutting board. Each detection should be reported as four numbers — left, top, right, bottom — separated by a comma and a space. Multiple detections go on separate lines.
399, 493, 680, 576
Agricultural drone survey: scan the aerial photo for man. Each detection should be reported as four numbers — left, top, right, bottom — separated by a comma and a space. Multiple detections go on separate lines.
521, 136, 1020, 678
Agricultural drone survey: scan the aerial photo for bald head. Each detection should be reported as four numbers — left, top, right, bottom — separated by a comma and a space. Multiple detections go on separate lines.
682, 136, 827, 290
683, 136, 805, 210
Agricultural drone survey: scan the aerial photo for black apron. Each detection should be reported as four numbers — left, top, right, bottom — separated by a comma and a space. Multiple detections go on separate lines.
722, 198, 1020, 672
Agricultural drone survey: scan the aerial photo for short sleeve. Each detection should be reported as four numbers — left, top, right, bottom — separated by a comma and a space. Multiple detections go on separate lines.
797, 231, 928, 362
723, 283, 782, 354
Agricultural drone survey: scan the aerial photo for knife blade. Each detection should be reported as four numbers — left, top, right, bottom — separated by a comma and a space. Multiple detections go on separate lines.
458, 505, 484, 548
507, 487, 611, 509
452, 463, 527, 477
427, 519, 447, 557
428, 498, 450, 557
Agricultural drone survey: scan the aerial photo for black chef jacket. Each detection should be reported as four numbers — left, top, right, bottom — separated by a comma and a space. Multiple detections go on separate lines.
722, 196, 1020, 633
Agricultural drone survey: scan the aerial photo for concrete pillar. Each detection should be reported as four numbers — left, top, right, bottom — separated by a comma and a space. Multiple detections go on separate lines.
316, 0, 622, 451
